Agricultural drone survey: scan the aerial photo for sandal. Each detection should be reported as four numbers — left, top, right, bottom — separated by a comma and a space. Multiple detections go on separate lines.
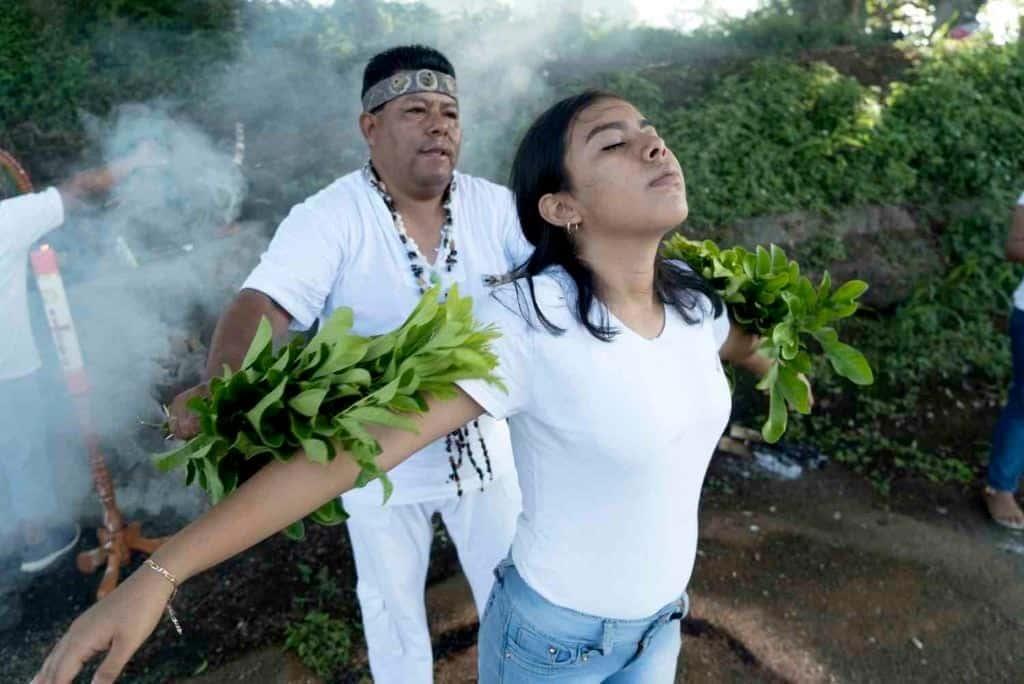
983, 486, 1024, 531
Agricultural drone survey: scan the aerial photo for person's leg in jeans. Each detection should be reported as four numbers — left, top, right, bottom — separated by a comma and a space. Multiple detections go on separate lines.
438, 475, 520, 614
345, 500, 436, 684
986, 308, 1024, 528
603, 615, 683, 684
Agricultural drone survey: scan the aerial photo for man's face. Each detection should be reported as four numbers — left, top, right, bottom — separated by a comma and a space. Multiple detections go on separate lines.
361, 91, 461, 198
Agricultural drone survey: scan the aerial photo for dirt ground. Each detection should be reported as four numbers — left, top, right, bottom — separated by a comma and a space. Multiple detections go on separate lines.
2, 453, 1022, 683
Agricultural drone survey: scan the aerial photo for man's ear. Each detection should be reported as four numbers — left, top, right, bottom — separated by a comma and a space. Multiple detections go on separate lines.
359, 112, 376, 147
538, 192, 582, 228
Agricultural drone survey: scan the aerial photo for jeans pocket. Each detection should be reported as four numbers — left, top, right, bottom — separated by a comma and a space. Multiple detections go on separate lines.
504, 618, 585, 677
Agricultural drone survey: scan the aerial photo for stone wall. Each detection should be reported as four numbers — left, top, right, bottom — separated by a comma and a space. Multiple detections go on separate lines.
704, 204, 946, 310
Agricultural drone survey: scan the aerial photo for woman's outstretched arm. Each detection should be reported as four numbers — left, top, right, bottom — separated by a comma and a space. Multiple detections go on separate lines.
34, 390, 485, 684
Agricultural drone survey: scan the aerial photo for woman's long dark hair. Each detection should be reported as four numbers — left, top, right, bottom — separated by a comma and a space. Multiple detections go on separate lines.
507, 89, 723, 341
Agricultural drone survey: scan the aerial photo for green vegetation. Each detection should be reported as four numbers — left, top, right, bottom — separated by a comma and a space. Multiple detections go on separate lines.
284, 563, 354, 679
3, 1, 1023, 487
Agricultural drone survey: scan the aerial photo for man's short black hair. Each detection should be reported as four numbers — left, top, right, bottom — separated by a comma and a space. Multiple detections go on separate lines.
361, 45, 455, 99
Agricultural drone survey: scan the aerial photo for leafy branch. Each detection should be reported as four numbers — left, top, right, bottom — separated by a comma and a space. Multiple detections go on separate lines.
663, 234, 873, 442
154, 286, 502, 539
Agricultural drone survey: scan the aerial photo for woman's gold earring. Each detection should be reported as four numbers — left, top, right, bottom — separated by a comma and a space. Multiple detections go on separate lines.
566, 221, 580, 235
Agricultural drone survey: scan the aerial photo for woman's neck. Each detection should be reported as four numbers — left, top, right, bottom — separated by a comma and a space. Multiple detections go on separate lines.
579, 235, 661, 312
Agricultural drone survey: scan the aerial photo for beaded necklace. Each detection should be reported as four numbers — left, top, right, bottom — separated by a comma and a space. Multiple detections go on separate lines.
363, 161, 458, 291
363, 161, 492, 496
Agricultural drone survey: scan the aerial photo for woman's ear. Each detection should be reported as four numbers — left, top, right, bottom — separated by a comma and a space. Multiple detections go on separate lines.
538, 192, 582, 229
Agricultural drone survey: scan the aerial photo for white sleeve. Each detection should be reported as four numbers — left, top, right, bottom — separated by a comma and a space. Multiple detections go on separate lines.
1017, 191, 1024, 206
712, 302, 730, 350
242, 199, 345, 331
457, 288, 533, 420
668, 258, 730, 349
498, 187, 533, 269
0, 188, 65, 251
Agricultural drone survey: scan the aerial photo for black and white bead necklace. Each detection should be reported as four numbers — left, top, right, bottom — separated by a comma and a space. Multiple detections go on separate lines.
364, 161, 492, 496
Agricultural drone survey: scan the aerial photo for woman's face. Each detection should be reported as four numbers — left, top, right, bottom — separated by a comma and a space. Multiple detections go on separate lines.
562, 98, 686, 237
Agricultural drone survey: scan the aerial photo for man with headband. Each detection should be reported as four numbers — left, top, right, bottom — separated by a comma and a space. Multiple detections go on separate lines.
169, 45, 528, 683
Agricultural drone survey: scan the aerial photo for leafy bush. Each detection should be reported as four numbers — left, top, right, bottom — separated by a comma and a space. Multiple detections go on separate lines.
285, 563, 353, 679
662, 59, 903, 228
0, 0, 241, 178
284, 611, 353, 680
880, 44, 1024, 203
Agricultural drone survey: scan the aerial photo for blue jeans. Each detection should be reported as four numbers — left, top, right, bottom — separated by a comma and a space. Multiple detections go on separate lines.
477, 558, 685, 683
989, 307, 1024, 492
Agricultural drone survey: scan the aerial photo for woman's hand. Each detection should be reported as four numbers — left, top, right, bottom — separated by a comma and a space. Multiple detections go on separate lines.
33, 568, 174, 684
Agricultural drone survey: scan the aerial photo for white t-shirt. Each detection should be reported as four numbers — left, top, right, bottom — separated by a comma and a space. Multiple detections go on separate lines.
459, 269, 732, 619
0, 188, 65, 381
1012, 191, 1024, 310
244, 169, 532, 505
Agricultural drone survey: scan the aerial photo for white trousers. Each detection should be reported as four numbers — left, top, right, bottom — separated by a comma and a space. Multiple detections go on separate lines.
345, 475, 520, 684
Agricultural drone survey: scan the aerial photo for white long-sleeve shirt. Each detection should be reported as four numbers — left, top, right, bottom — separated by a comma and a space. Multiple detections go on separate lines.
1, 188, 64, 380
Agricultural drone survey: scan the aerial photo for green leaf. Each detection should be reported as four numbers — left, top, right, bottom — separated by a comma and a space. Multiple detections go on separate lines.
769, 244, 788, 272
336, 417, 381, 449
301, 437, 332, 465
347, 406, 419, 432
826, 343, 875, 385
240, 317, 274, 371
152, 436, 212, 473
831, 280, 869, 303
290, 412, 314, 441
284, 520, 306, 541
777, 365, 811, 414
762, 384, 787, 443
204, 456, 225, 504
363, 332, 397, 363
379, 472, 394, 503
289, 388, 328, 417
332, 368, 372, 386
756, 246, 771, 276
309, 498, 347, 526
313, 337, 370, 379
755, 361, 779, 392
300, 307, 354, 362
817, 271, 833, 300
245, 378, 289, 442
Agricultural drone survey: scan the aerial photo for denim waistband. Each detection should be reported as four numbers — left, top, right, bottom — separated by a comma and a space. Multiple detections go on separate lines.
493, 557, 688, 656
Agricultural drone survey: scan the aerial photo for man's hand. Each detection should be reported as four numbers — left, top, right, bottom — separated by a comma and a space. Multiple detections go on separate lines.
166, 290, 294, 441
168, 382, 209, 441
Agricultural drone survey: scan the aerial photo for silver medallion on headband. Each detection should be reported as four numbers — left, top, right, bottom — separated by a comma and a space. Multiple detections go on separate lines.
362, 68, 457, 112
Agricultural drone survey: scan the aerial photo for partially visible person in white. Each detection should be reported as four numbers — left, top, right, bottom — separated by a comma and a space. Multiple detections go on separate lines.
983, 190, 1024, 530
0, 143, 161, 575
166, 45, 528, 683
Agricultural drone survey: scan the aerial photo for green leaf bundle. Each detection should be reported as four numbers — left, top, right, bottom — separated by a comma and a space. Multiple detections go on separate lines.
662, 235, 873, 443
154, 286, 503, 539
